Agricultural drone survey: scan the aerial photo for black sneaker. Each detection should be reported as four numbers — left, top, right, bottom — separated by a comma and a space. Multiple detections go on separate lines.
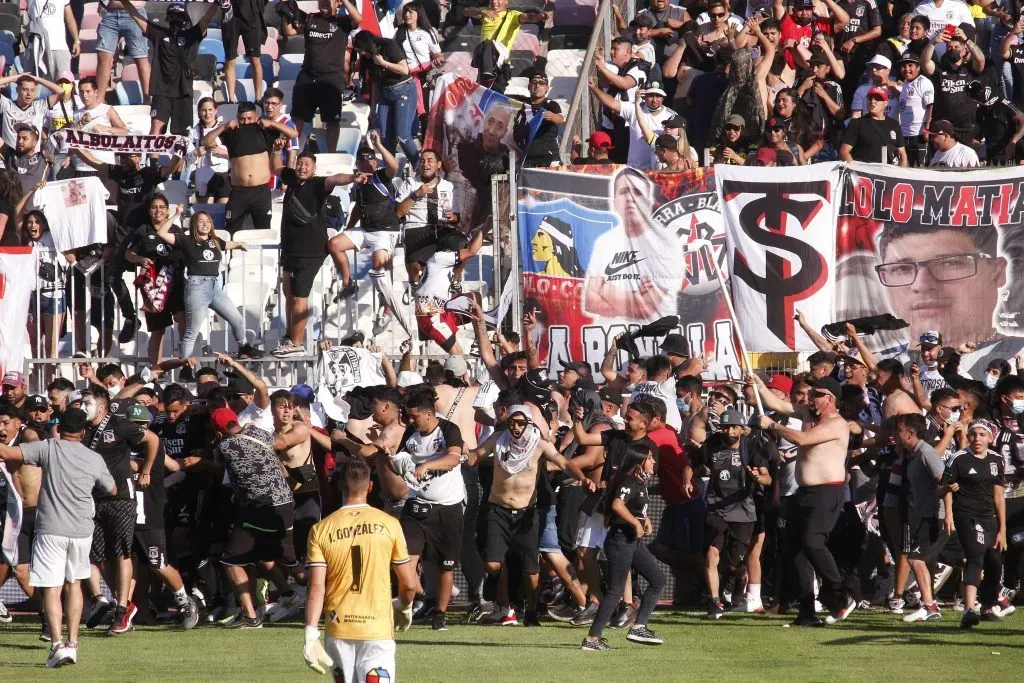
981, 607, 1003, 621
237, 343, 262, 359
791, 613, 825, 627
523, 610, 541, 627
580, 637, 610, 652
118, 316, 140, 344
547, 602, 582, 623
609, 601, 635, 628
569, 602, 599, 626
86, 598, 114, 629
960, 609, 981, 630
181, 598, 200, 630
334, 280, 358, 302
707, 601, 725, 620
626, 625, 663, 645
432, 611, 448, 631
225, 614, 263, 629
466, 602, 495, 624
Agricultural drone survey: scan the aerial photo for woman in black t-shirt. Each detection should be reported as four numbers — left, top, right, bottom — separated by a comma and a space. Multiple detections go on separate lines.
0, 170, 25, 246
154, 209, 261, 361
582, 442, 667, 651
942, 420, 1007, 627
352, 31, 420, 168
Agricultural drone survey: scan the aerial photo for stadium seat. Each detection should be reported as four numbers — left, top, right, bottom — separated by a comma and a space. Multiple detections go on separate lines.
79, 27, 97, 41
0, 4, 20, 16
508, 50, 537, 77
217, 102, 239, 122
280, 35, 305, 54
233, 229, 280, 246
0, 14, 21, 39
509, 0, 544, 11
121, 63, 141, 83
442, 24, 481, 53
77, 53, 98, 77
273, 80, 294, 109
512, 30, 540, 55
547, 26, 591, 50
114, 105, 155, 134
199, 37, 226, 65
442, 51, 474, 79
296, 0, 317, 14
316, 153, 354, 177
158, 180, 189, 209
205, 28, 222, 43
335, 127, 362, 156
116, 81, 145, 105
225, 78, 257, 102
192, 203, 228, 230
279, 54, 302, 81
193, 79, 214, 101
261, 36, 279, 60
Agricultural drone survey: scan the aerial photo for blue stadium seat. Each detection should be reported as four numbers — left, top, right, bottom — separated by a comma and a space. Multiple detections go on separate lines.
199, 37, 226, 66
116, 80, 145, 105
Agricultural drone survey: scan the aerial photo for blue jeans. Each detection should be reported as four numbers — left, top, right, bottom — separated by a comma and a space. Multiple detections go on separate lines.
97, 8, 149, 58
376, 78, 420, 166
181, 275, 246, 358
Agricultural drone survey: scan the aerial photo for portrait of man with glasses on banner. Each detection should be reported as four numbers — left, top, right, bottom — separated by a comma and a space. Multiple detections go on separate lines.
873, 219, 1024, 379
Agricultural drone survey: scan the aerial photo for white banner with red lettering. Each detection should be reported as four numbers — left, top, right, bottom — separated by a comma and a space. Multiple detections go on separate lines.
716, 162, 842, 352
0, 247, 34, 377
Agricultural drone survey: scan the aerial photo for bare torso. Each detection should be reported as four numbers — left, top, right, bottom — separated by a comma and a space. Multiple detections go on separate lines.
434, 384, 482, 450
796, 414, 850, 487
489, 446, 543, 509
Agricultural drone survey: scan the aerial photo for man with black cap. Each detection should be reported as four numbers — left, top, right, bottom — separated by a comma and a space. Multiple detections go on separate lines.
754, 375, 857, 626
968, 79, 1024, 165
704, 408, 772, 619
926, 118, 979, 167
512, 71, 565, 168
921, 23, 985, 143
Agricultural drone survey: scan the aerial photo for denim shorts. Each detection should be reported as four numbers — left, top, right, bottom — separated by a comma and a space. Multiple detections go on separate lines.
538, 504, 560, 553
97, 8, 149, 58
29, 291, 67, 316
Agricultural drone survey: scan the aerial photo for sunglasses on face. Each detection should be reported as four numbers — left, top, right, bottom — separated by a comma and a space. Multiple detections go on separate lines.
725, 125, 741, 132
508, 418, 529, 428
710, 12, 726, 17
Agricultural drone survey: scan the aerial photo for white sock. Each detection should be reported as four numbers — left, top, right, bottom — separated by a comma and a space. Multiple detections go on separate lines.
172, 587, 189, 607
746, 583, 761, 602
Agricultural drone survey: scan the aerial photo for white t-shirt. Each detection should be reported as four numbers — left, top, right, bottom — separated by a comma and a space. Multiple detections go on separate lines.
414, 249, 458, 316
912, 0, 975, 57
898, 75, 935, 136
191, 121, 230, 176
851, 83, 899, 120
631, 377, 681, 431
401, 419, 465, 505
45, 95, 83, 133
30, 176, 110, 252
930, 142, 979, 167
33, 0, 70, 52
396, 27, 441, 71
618, 104, 678, 170
394, 176, 456, 229
0, 96, 48, 150
237, 401, 275, 432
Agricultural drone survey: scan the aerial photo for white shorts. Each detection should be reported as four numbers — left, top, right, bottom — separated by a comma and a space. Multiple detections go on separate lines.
347, 229, 398, 256
325, 637, 396, 683
29, 534, 93, 588
575, 512, 608, 550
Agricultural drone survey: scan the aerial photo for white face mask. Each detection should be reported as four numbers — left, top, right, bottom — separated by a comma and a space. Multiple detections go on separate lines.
1014, 399, 1024, 415
985, 373, 998, 389
945, 410, 960, 425
107, 385, 121, 399
83, 397, 98, 422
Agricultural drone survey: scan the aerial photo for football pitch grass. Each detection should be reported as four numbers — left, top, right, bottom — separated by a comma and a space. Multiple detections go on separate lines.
1, 608, 1021, 682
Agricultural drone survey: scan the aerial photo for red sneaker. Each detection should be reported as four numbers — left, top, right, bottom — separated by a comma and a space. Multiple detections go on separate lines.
107, 602, 138, 635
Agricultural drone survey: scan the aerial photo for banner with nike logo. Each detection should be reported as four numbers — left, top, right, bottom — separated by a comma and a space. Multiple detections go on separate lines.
518, 166, 743, 381
717, 163, 842, 352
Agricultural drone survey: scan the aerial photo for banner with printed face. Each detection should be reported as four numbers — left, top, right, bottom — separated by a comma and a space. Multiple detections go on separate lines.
424, 73, 522, 235
517, 166, 742, 381
0, 248, 34, 380
837, 162, 1024, 379
717, 163, 842, 353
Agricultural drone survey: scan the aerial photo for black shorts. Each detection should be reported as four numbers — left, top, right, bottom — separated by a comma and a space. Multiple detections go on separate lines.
704, 514, 754, 569
907, 514, 944, 561
221, 503, 298, 567
400, 499, 463, 569
11, 505, 37, 565
227, 184, 272, 234
293, 492, 321, 562
203, 171, 232, 200
143, 275, 185, 331
484, 504, 540, 574
222, 6, 267, 60
292, 70, 345, 123
151, 95, 193, 135
133, 527, 169, 569
282, 255, 325, 298
91, 497, 137, 563
403, 225, 438, 265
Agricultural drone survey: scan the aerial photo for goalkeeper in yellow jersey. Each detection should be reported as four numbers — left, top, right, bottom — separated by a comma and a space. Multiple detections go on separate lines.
303, 458, 418, 681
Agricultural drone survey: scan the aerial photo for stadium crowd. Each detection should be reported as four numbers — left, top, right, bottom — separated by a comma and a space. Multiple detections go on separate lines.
1, 0, 1024, 677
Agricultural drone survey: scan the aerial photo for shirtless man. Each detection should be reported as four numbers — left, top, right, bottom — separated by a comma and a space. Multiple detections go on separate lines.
270, 391, 318, 559
467, 404, 592, 627
336, 387, 410, 516
202, 101, 298, 234
0, 406, 41, 621
754, 375, 857, 627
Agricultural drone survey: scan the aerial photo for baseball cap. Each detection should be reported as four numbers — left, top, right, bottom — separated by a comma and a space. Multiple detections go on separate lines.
356, 144, 376, 159
811, 376, 842, 399
126, 403, 152, 424
755, 147, 777, 164
66, 390, 85, 405
838, 353, 867, 368
793, 0, 814, 7
662, 114, 686, 130
522, 368, 555, 392
660, 333, 689, 358
725, 114, 745, 128
925, 119, 955, 137
867, 55, 892, 70
654, 133, 678, 150
918, 330, 943, 347
226, 374, 256, 395
560, 360, 589, 375
57, 70, 75, 83
444, 355, 469, 377
527, 70, 549, 83
956, 22, 976, 42
968, 419, 997, 438
588, 131, 614, 150
765, 117, 784, 130
867, 86, 889, 101
719, 408, 746, 427
598, 387, 622, 405
809, 52, 830, 67
2, 370, 24, 387
396, 371, 424, 388
291, 383, 315, 401
898, 52, 921, 66
643, 81, 667, 97
765, 374, 793, 395
210, 407, 240, 433
25, 394, 48, 411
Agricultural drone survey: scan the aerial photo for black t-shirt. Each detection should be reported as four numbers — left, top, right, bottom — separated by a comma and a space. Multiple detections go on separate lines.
355, 169, 400, 232
220, 123, 278, 158
1010, 43, 1024, 107
512, 97, 562, 164
177, 235, 225, 277
705, 442, 770, 523
932, 56, 978, 131
842, 115, 905, 164
153, 404, 212, 461
976, 98, 1020, 158
147, 22, 204, 99
368, 38, 409, 89
0, 198, 17, 246
108, 397, 139, 419
106, 164, 164, 222
582, 430, 656, 516
87, 414, 145, 500
280, 167, 330, 258
127, 223, 181, 268
945, 450, 1003, 519
608, 473, 649, 530
687, 70, 730, 149
132, 439, 167, 530
302, 12, 355, 78
835, 0, 881, 52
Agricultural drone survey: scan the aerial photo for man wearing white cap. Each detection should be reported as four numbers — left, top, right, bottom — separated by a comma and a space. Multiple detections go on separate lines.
851, 55, 900, 119
588, 80, 679, 169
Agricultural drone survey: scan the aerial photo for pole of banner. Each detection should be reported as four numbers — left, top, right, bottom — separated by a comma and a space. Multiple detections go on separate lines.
702, 241, 764, 416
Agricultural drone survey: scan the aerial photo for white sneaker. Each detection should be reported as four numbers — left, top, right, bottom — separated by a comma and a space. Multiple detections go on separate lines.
744, 599, 764, 613
902, 607, 929, 623
267, 590, 306, 623
45, 642, 75, 668
0, 599, 11, 623
933, 563, 954, 593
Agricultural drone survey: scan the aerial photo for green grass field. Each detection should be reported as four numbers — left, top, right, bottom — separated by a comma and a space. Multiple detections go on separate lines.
1, 608, 1021, 682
